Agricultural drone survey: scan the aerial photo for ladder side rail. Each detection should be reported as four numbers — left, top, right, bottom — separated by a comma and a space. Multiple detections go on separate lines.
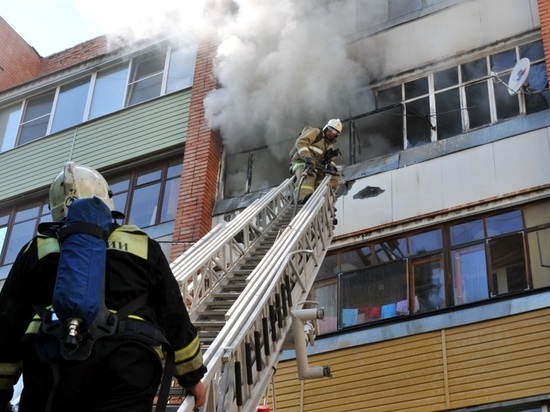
228, 180, 335, 411
177, 178, 334, 412
172, 178, 293, 276
224, 176, 332, 321
172, 178, 295, 309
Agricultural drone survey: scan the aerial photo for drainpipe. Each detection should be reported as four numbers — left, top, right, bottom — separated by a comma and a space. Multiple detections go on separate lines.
291, 305, 332, 380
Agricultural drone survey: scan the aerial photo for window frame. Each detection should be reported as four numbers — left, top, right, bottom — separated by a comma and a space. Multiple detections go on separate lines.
311, 201, 550, 335
0, 157, 182, 272
0, 43, 196, 153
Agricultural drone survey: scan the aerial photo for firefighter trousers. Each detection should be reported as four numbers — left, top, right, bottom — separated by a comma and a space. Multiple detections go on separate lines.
19, 338, 162, 412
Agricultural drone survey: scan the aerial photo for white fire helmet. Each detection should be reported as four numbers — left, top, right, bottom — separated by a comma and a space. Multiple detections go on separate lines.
49, 162, 119, 221
323, 118, 343, 137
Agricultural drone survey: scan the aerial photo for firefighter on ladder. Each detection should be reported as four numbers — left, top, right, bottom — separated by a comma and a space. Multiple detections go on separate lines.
289, 118, 343, 203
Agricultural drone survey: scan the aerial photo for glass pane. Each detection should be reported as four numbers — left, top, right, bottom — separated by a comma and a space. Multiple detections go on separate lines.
528, 228, 550, 288
0, 214, 8, 226
339, 260, 407, 327
127, 72, 163, 106
19, 117, 50, 145
89, 65, 128, 119
404, 77, 428, 99
109, 176, 130, 194
160, 177, 180, 222
435, 88, 462, 139
525, 73, 550, 115
406, 96, 432, 147
224, 152, 249, 198
23, 92, 55, 120
39, 209, 52, 224
313, 282, 338, 335
434, 67, 458, 90
340, 246, 374, 272
318, 254, 339, 279
15, 204, 40, 222
488, 233, 527, 295
137, 169, 161, 185
465, 82, 490, 129
133, 53, 165, 80
409, 229, 442, 255
452, 243, 488, 305
524, 199, 550, 228
413, 256, 446, 313
4, 219, 36, 264
491, 49, 517, 72
354, 106, 404, 162
494, 72, 520, 120
486, 210, 523, 236
451, 220, 484, 246
127, 51, 166, 106
0, 227, 7, 263
167, 161, 183, 178
112, 192, 127, 217
526, 62, 548, 93
374, 238, 407, 262
19, 92, 55, 145
166, 45, 197, 93
377, 85, 402, 106
51, 78, 90, 132
0, 104, 21, 152
520, 40, 544, 61
461, 58, 488, 81
128, 183, 161, 227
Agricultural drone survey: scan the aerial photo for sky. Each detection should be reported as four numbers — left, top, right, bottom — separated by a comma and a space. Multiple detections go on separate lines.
1, 0, 205, 56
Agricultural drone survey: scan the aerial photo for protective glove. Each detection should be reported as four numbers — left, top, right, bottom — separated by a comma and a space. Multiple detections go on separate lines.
303, 156, 313, 166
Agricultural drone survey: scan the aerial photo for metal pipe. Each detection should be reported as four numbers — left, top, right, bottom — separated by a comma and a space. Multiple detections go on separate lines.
291, 308, 332, 380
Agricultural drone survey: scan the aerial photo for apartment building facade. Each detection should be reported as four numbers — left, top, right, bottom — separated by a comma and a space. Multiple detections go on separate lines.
1, 0, 550, 411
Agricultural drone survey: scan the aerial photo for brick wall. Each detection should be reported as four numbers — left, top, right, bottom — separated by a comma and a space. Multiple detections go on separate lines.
539, 0, 550, 81
39, 37, 108, 76
0, 17, 111, 92
170, 33, 222, 261
0, 17, 41, 92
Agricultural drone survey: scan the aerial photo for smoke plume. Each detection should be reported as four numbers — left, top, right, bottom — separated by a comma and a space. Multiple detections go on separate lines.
203, 0, 367, 159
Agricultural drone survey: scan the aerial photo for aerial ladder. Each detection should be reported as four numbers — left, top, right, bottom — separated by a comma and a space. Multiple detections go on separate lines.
169, 175, 336, 412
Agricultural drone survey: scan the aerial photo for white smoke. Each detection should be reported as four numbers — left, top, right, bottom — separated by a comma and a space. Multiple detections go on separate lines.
75, 0, 206, 51
203, 0, 368, 158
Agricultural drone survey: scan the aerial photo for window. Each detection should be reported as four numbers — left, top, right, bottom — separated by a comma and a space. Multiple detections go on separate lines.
127, 51, 167, 106
18, 92, 55, 145
89, 65, 129, 119
166, 44, 197, 93
311, 200, 550, 334
346, 39, 549, 164
1, 202, 48, 266
51, 78, 91, 133
0, 43, 197, 152
0, 158, 182, 274
116, 160, 182, 228
0, 104, 21, 152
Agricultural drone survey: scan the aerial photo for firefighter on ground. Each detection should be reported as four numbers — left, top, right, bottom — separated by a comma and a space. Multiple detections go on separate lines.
0, 162, 207, 412
290, 118, 343, 203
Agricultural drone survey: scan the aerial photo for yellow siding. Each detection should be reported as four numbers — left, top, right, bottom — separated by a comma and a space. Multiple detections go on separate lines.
269, 308, 550, 411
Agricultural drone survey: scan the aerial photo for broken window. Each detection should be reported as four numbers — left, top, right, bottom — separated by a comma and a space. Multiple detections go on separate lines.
346, 39, 548, 164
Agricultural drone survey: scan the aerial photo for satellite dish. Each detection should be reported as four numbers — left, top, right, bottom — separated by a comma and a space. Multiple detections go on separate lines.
507, 57, 530, 95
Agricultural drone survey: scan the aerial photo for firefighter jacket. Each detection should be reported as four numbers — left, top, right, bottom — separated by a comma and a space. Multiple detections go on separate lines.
290, 126, 336, 172
0, 223, 206, 407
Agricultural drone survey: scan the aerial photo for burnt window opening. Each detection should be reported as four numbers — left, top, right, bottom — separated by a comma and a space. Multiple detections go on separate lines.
342, 39, 548, 165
